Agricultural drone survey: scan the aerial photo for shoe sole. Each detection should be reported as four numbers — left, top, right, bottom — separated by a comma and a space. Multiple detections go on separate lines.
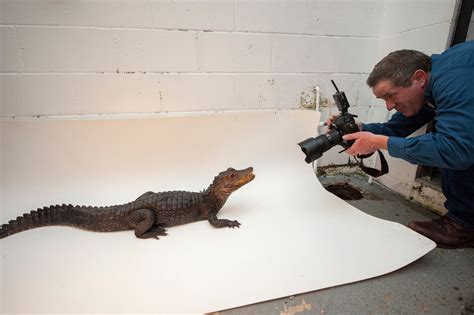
408, 222, 474, 249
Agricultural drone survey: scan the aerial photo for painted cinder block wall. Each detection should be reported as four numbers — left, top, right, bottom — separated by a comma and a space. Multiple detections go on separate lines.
1, 0, 385, 118
0, 0, 458, 203
465, 7, 474, 41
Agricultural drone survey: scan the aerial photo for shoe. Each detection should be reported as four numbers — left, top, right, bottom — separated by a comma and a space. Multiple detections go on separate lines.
408, 216, 474, 249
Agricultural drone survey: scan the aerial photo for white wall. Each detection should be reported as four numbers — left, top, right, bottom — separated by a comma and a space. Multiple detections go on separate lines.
0, 0, 383, 118
1, 0, 455, 118
0, 0, 458, 204
466, 8, 474, 41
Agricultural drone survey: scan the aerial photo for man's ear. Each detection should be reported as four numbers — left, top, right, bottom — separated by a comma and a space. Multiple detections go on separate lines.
412, 70, 428, 87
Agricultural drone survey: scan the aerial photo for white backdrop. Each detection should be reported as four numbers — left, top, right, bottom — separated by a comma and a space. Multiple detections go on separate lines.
0, 110, 434, 313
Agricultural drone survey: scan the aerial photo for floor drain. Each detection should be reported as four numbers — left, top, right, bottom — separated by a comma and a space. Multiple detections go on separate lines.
324, 183, 363, 200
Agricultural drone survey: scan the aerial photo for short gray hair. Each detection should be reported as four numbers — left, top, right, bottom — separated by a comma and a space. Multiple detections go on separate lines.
366, 50, 432, 88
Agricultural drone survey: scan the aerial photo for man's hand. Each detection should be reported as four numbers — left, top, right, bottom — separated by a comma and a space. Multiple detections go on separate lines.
342, 132, 388, 155
325, 114, 362, 130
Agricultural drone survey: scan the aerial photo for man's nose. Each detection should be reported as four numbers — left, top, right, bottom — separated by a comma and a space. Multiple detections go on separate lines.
386, 101, 396, 110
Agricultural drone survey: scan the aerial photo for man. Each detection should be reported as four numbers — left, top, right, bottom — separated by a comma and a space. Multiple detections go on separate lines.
341, 40, 474, 248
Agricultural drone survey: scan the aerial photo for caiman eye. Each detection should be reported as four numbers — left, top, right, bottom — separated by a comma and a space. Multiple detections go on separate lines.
230, 173, 236, 179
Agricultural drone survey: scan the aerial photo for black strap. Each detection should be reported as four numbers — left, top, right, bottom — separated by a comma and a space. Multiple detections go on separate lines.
354, 150, 389, 177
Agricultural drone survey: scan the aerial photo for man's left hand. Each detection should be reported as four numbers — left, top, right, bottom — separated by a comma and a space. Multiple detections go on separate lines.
342, 132, 388, 156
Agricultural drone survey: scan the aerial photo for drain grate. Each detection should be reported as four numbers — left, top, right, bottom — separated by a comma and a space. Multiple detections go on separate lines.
324, 183, 363, 200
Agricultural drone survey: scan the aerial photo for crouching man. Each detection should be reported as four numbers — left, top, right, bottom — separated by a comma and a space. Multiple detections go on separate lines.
340, 41, 474, 248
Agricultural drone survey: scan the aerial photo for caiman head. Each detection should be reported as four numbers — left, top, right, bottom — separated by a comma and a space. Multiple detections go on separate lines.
210, 167, 255, 197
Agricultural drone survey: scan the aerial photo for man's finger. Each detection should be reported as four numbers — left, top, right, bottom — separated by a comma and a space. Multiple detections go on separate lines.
342, 133, 360, 140
324, 118, 333, 125
325, 115, 338, 125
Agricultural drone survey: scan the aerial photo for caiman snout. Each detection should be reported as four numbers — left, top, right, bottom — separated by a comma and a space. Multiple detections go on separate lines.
215, 167, 255, 192
235, 167, 255, 186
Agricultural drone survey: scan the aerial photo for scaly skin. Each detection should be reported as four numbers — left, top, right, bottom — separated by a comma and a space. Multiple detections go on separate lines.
0, 167, 255, 240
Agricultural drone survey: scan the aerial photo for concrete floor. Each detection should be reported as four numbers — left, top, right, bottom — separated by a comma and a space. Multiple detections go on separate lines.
216, 173, 474, 315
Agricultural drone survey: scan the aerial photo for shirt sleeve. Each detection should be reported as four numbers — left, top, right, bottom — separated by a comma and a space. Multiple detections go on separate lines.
362, 105, 435, 137
387, 67, 474, 170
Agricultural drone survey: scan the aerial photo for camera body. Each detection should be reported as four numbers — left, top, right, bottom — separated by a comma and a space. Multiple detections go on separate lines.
298, 81, 359, 163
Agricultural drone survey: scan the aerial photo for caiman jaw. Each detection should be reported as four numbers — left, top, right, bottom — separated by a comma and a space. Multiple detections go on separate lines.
237, 167, 255, 186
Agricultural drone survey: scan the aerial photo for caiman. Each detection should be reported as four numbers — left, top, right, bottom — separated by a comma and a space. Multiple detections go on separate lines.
0, 167, 255, 240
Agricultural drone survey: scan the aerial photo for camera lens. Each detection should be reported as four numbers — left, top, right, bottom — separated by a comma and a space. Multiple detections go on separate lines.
298, 129, 342, 163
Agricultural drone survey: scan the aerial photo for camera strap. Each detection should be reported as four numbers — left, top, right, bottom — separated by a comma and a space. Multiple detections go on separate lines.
354, 150, 389, 177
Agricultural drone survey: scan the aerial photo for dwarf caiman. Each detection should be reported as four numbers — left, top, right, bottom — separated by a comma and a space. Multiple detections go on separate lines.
0, 167, 255, 240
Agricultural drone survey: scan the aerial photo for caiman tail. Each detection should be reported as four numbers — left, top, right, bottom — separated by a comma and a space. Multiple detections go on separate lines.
0, 204, 130, 239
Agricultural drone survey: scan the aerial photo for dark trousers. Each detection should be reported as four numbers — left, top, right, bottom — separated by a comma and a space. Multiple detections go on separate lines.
443, 165, 474, 229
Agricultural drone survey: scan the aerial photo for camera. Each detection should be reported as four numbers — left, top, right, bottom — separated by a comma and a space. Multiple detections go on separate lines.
298, 80, 359, 163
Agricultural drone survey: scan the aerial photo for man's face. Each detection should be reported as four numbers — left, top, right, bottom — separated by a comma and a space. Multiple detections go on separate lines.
372, 74, 427, 117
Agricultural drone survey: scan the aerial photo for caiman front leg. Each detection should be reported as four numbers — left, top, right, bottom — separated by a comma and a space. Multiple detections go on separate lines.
126, 209, 167, 239
208, 215, 241, 228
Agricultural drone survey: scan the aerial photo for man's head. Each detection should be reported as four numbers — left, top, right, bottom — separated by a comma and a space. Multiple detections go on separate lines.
367, 50, 431, 116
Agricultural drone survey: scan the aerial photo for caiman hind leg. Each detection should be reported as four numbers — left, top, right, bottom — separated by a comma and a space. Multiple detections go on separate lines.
126, 209, 167, 239
144, 225, 167, 238
208, 215, 241, 228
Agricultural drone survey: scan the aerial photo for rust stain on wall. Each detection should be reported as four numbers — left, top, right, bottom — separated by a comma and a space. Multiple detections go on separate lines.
299, 86, 331, 110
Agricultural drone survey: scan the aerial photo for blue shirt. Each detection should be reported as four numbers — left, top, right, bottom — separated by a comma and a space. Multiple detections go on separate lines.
362, 40, 474, 170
